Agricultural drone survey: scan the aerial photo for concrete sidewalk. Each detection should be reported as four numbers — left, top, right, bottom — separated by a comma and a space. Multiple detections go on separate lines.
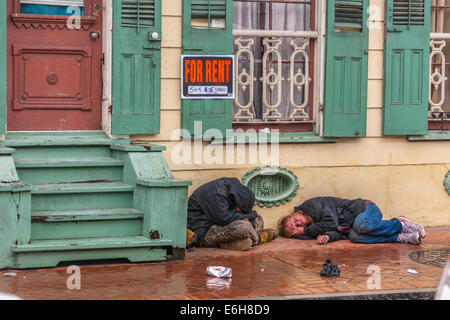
0, 227, 448, 300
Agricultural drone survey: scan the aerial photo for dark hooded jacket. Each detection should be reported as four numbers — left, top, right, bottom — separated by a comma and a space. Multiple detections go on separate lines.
187, 178, 258, 242
293, 197, 368, 243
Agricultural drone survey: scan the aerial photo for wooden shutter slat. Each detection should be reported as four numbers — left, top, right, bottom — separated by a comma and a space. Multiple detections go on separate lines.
335, 0, 363, 29
121, 0, 155, 28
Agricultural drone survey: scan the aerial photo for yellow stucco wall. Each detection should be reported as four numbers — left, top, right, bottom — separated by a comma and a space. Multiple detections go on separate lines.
131, 0, 450, 228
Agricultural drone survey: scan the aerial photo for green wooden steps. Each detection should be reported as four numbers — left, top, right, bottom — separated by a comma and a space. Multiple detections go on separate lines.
15, 157, 124, 184
31, 208, 144, 240
0, 132, 189, 269
30, 182, 134, 211
12, 237, 170, 269
12, 236, 171, 252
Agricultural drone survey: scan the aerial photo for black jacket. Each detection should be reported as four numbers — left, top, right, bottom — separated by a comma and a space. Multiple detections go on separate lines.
187, 178, 258, 242
294, 197, 367, 243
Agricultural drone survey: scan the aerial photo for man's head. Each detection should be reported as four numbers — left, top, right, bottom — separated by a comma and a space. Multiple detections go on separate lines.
278, 211, 313, 238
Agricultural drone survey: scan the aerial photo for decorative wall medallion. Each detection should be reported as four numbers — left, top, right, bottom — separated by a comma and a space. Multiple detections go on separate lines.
242, 166, 299, 207
47, 72, 59, 85
445, 170, 450, 195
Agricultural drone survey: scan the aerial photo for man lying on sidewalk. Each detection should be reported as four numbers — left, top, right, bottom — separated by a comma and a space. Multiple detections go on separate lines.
186, 178, 279, 251
278, 197, 426, 245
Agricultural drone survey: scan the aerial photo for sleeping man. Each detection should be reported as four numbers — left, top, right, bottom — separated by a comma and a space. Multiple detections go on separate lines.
186, 178, 278, 251
278, 197, 425, 245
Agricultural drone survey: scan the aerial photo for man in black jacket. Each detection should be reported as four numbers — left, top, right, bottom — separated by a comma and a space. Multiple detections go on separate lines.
278, 197, 425, 245
187, 178, 278, 251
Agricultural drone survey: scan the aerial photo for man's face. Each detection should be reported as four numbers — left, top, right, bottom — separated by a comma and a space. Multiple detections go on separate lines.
286, 213, 308, 236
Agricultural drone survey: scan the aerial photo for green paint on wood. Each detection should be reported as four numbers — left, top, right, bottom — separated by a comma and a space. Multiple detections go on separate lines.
0, 0, 6, 135
31, 192, 133, 212
17, 166, 124, 185
135, 178, 192, 188
31, 219, 143, 240
111, 143, 166, 152
14, 247, 167, 269
0, 155, 20, 183
1, 133, 188, 268
210, 133, 339, 144
13, 236, 171, 252
32, 208, 144, 222
383, 0, 431, 135
407, 131, 450, 141
0, 186, 31, 269
181, 0, 233, 138
323, 0, 369, 137
135, 184, 189, 249
112, 0, 162, 135
0, 147, 15, 155
123, 152, 174, 184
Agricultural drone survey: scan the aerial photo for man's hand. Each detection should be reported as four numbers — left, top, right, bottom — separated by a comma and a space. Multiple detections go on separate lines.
317, 235, 330, 245
292, 227, 304, 236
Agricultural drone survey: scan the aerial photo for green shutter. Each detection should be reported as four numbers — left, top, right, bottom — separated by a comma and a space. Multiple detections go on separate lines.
182, 0, 232, 138
0, 1, 6, 135
112, 0, 161, 135
323, 0, 369, 137
383, 0, 430, 135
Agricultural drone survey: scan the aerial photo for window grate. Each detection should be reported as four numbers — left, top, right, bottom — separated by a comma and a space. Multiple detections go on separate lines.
393, 0, 425, 26
335, 0, 364, 29
121, 0, 155, 28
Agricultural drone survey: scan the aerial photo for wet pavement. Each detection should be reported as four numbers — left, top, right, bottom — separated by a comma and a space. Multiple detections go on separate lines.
0, 227, 448, 300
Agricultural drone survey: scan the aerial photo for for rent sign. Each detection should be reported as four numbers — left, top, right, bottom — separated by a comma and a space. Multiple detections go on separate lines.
181, 55, 234, 99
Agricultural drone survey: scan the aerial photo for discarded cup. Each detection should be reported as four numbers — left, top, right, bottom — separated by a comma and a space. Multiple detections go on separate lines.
407, 269, 419, 275
207, 266, 232, 278
3, 273, 17, 277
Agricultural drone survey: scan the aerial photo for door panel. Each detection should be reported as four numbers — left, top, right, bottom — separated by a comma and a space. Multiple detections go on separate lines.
7, 0, 103, 131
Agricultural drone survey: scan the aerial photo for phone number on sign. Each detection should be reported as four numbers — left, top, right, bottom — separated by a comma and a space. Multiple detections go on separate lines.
188, 86, 228, 95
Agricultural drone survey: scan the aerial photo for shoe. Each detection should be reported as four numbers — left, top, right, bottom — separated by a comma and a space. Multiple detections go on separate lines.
397, 231, 421, 245
219, 238, 253, 251
186, 229, 195, 247
259, 229, 279, 245
397, 216, 426, 239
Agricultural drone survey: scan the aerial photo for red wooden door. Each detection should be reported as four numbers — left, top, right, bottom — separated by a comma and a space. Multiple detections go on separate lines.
7, 0, 103, 131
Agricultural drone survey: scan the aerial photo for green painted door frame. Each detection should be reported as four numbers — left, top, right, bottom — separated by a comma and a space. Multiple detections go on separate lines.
111, 0, 162, 135
0, 1, 6, 135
